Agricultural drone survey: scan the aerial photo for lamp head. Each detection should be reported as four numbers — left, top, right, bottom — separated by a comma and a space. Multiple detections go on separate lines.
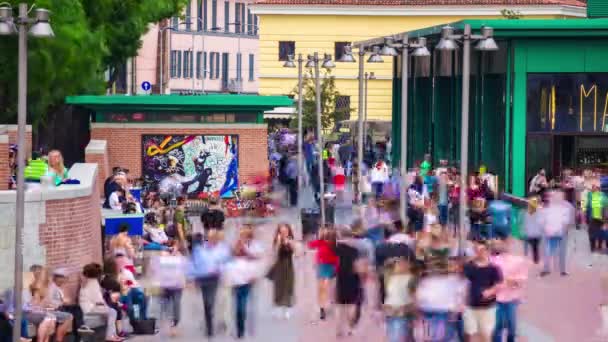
367, 46, 384, 63
337, 45, 356, 63
379, 37, 398, 56
305, 54, 316, 68
410, 37, 430, 57
475, 26, 498, 51
29, 8, 54, 37
0, 6, 16, 36
322, 53, 335, 69
436, 26, 457, 51
283, 54, 296, 68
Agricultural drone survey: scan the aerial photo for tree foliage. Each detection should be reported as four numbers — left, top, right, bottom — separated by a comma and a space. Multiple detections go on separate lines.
290, 70, 352, 133
0, 0, 187, 126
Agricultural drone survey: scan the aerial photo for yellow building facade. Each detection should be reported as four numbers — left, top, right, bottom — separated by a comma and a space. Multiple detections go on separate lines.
251, 1, 586, 122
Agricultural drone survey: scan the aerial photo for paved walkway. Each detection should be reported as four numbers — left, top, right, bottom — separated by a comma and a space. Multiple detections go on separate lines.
130, 186, 607, 341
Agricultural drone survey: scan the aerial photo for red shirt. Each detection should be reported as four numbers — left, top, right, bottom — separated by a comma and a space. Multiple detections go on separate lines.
308, 239, 339, 267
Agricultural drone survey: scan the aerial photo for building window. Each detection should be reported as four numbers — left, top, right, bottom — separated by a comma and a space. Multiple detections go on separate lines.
235, 3, 241, 34
211, 0, 217, 30
203, 52, 207, 78
183, 51, 193, 78
170, 50, 177, 78
335, 42, 350, 62
248, 54, 255, 81
247, 9, 253, 35
177, 51, 182, 78
197, 0, 204, 31
196, 52, 202, 79
209, 52, 215, 79
171, 16, 178, 30
224, 1, 230, 33
254, 15, 258, 35
185, 0, 192, 31
279, 41, 295, 61
241, 4, 246, 35
222, 52, 229, 87
236, 53, 242, 81
335, 95, 351, 121
215, 52, 220, 79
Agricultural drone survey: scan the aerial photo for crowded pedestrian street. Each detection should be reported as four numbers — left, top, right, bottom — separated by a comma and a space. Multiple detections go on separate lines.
4, 1, 608, 342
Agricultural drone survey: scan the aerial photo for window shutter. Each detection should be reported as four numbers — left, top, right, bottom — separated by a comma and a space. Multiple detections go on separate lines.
249, 54, 254, 81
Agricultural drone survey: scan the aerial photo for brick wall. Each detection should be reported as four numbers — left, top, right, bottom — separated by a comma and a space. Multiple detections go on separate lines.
7, 125, 32, 158
0, 134, 8, 191
91, 125, 269, 186
38, 185, 102, 296
85, 140, 110, 197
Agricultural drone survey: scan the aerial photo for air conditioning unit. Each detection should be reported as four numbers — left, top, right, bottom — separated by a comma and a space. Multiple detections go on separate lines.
225, 78, 243, 93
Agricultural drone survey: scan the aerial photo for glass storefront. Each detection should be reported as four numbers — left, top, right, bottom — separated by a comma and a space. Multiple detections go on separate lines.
526, 73, 608, 180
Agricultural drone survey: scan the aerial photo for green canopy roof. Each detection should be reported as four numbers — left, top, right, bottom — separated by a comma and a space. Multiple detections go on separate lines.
408, 18, 608, 39
65, 94, 294, 112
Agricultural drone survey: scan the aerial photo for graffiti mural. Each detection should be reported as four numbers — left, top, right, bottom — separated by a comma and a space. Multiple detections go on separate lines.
142, 135, 238, 198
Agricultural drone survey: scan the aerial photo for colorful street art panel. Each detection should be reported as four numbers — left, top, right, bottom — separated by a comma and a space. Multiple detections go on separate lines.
142, 135, 238, 198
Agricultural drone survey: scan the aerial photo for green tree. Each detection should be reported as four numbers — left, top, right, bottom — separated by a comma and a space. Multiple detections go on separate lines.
290, 70, 352, 133
0, 0, 187, 127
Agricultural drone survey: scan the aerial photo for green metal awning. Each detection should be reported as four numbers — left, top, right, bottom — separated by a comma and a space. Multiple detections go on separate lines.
354, 18, 608, 47
65, 94, 294, 112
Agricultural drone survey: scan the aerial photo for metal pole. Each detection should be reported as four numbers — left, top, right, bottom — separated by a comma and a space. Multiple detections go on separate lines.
12, 4, 27, 341
400, 45, 409, 226
191, 32, 195, 91
357, 49, 365, 205
364, 72, 368, 150
159, 28, 164, 94
315, 52, 325, 225
297, 54, 304, 200
459, 24, 472, 255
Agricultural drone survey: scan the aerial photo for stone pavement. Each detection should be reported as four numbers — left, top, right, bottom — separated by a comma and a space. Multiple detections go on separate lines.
130, 186, 607, 342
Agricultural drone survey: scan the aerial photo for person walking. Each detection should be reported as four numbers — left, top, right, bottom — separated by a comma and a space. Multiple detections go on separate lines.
151, 246, 187, 337
539, 191, 572, 276
308, 228, 339, 321
383, 257, 414, 342
268, 224, 297, 319
188, 231, 231, 337
371, 159, 389, 199
463, 241, 502, 342
587, 182, 608, 256
523, 197, 543, 264
491, 239, 530, 342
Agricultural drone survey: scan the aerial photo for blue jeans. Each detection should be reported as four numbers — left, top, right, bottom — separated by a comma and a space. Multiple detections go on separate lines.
543, 236, 563, 273
372, 182, 384, 199
438, 204, 448, 226
122, 287, 148, 321
386, 316, 409, 342
492, 301, 518, 342
421, 311, 451, 342
234, 284, 252, 339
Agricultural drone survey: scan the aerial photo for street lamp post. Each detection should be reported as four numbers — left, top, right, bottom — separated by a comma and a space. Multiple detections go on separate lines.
375, 35, 431, 225
363, 71, 376, 148
0, 4, 54, 342
159, 25, 175, 94
435, 24, 498, 254
282, 54, 304, 205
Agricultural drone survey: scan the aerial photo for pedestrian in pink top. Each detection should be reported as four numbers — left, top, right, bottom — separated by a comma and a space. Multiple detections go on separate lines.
490, 238, 530, 342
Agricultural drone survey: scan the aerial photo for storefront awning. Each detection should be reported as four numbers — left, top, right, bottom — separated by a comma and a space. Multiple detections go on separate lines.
264, 106, 296, 120
65, 94, 294, 112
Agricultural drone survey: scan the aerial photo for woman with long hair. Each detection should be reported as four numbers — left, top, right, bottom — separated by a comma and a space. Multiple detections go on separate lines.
269, 223, 296, 319
47, 150, 69, 185
307, 227, 339, 321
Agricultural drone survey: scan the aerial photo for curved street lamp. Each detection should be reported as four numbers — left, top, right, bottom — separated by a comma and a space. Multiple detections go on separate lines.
0, 3, 54, 341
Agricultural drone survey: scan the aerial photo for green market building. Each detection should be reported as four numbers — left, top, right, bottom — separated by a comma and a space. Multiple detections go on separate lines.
376, 18, 608, 197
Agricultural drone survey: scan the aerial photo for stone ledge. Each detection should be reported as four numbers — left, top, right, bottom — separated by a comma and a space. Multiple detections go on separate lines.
85, 139, 108, 154
0, 135, 8, 144
6, 124, 32, 132
0, 163, 98, 203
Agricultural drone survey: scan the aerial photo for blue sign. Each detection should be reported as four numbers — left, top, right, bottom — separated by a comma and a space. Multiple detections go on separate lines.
141, 81, 151, 91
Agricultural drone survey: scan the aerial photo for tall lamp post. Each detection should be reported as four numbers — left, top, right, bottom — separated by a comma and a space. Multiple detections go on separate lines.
337, 45, 382, 206
363, 71, 376, 148
159, 25, 175, 94
282, 54, 304, 205
434, 24, 498, 253
375, 35, 430, 224
0, 4, 54, 342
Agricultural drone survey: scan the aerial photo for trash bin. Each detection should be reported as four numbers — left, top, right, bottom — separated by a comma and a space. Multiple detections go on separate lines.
301, 205, 335, 238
